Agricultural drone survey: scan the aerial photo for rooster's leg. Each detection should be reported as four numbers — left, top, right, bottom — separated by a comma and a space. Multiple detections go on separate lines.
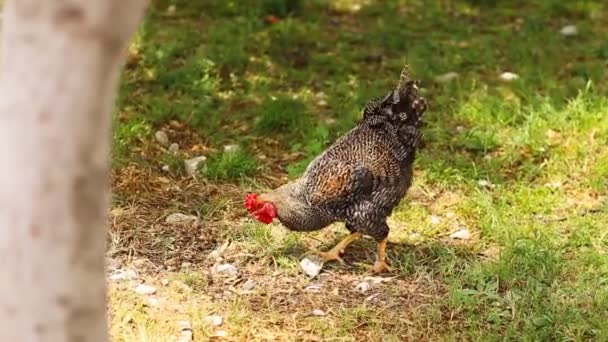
370, 238, 393, 273
309, 232, 362, 264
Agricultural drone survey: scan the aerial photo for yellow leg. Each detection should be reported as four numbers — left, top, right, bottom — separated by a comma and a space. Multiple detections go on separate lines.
310, 232, 362, 264
370, 238, 393, 274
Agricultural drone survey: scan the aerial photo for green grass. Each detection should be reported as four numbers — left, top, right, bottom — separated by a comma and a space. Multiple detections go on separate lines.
110, 0, 608, 340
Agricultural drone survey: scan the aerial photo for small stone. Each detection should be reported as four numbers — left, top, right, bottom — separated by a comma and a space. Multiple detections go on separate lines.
204, 315, 223, 326
499, 72, 520, 82
305, 284, 322, 292
212, 263, 238, 277
477, 179, 495, 189
178, 320, 192, 331
429, 215, 441, 225
165, 213, 197, 225
300, 255, 324, 278
134, 284, 157, 295
147, 297, 160, 307
223, 144, 239, 153
446, 212, 456, 219
317, 99, 328, 107
355, 281, 371, 293
180, 262, 192, 269
109, 269, 137, 282
560, 25, 577, 36
434, 72, 459, 83
161, 279, 170, 286
167, 5, 176, 14
456, 126, 466, 133
241, 279, 257, 291
155, 130, 169, 146
312, 309, 326, 316
161, 165, 170, 172
169, 143, 179, 153
184, 156, 207, 176
214, 331, 228, 338
450, 228, 471, 240
177, 320, 193, 342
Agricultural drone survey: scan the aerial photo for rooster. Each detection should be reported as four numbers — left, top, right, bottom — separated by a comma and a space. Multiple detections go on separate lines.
245, 65, 427, 273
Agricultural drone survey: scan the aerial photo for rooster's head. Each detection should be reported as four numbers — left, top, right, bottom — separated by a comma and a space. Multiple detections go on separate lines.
245, 193, 277, 224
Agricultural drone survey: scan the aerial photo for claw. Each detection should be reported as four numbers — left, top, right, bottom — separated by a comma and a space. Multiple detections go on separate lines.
307, 249, 345, 264
369, 260, 393, 274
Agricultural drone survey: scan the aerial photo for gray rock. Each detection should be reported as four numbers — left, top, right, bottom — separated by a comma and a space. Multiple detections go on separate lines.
165, 213, 197, 225
177, 320, 193, 342
155, 130, 169, 146
169, 143, 179, 153
241, 279, 257, 291
184, 156, 207, 176
134, 284, 157, 295
300, 255, 324, 278
429, 215, 441, 225
204, 315, 223, 326
355, 281, 371, 293
109, 269, 137, 282
212, 263, 238, 277
450, 228, 471, 240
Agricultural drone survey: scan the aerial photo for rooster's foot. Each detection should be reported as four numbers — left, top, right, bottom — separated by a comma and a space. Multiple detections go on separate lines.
369, 260, 393, 274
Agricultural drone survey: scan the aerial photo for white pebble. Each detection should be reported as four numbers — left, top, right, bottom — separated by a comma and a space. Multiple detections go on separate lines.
560, 25, 578, 36
429, 215, 441, 225
355, 281, 371, 293
223, 144, 240, 153
204, 315, 223, 326
300, 255, 324, 278
147, 297, 160, 307
477, 179, 495, 188
434, 72, 459, 83
450, 228, 471, 240
169, 143, 179, 153
499, 72, 520, 82
134, 284, 157, 295
312, 309, 326, 316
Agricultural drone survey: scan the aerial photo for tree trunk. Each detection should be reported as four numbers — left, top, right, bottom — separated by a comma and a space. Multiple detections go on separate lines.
0, 1, 146, 340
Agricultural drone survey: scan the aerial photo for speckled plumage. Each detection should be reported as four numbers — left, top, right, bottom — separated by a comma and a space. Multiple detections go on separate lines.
260, 65, 427, 242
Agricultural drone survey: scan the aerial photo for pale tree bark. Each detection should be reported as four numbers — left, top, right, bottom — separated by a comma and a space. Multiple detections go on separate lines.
0, 0, 147, 340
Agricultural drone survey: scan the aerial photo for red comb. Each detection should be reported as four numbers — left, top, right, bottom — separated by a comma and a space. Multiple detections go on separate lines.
245, 193, 257, 212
